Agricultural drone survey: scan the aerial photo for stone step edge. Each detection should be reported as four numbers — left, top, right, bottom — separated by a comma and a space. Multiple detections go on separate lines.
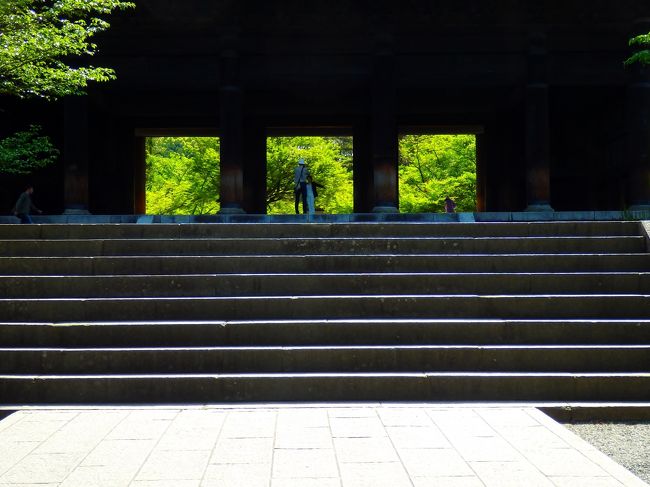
1, 237, 644, 249
3, 345, 649, 352
1, 401, 648, 410
4, 293, 650, 299
0, 215, 644, 223
3, 318, 648, 332
2, 318, 650, 326
2, 372, 648, 379
3, 252, 646, 257
3, 271, 649, 277
2, 235, 643, 240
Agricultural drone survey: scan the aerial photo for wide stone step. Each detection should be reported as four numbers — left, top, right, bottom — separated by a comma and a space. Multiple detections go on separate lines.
0, 221, 641, 240
2, 295, 650, 322
1, 345, 647, 374
2, 273, 649, 298
0, 236, 644, 257
0, 373, 648, 404
2, 253, 649, 275
2, 320, 649, 347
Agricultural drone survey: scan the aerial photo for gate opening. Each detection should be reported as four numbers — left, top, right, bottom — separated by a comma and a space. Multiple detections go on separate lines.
398, 134, 477, 213
145, 136, 220, 215
266, 136, 353, 215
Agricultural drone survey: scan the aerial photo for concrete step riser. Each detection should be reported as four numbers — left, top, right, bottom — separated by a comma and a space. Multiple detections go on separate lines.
2, 295, 650, 322
2, 347, 647, 374
2, 321, 650, 347
0, 237, 644, 257
0, 222, 641, 240
2, 273, 650, 298
1, 375, 648, 404
2, 254, 650, 275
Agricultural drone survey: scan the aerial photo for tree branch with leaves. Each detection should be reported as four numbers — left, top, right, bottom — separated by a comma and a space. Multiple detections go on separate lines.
0, 124, 59, 174
626, 33, 650, 66
0, 0, 135, 100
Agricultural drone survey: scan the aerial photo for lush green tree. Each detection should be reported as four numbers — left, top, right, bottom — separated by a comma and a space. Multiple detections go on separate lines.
266, 136, 354, 214
0, 0, 135, 99
145, 137, 220, 215
144, 134, 476, 215
145, 136, 354, 215
0, 124, 59, 174
626, 33, 650, 66
399, 134, 476, 213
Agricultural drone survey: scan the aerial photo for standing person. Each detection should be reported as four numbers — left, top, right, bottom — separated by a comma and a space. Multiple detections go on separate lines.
294, 158, 310, 214
12, 185, 42, 224
306, 176, 324, 214
444, 196, 457, 213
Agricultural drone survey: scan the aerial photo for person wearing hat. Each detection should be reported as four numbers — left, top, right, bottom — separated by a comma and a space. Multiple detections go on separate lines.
293, 158, 310, 214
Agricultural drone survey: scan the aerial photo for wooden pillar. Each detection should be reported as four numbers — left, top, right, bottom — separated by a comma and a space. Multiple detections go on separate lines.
371, 40, 399, 213
525, 33, 553, 212
243, 121, 267, 214
626, 21, 650, 210
134, 136, 146, 214
63, 97, 90, 214
218, 36, 245, 214
353, 119, 373, 213
475, 133, 486, 212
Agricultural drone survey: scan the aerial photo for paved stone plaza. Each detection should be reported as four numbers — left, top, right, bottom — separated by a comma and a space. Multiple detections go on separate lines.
0, 405, 646, 487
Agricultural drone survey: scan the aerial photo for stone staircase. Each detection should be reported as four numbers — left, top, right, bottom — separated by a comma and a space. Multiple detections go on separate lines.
0, 221, 649, 405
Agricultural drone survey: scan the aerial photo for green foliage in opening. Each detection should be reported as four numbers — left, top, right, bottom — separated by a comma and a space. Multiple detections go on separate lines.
0, 125, 59, 175
0, 0, 135, 99
266, 136, 353, 214
145, 137, 220, 215
144, 134, 477, 215
399, 134, 476, 213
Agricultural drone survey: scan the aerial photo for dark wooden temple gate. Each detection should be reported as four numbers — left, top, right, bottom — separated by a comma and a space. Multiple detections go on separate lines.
2, 0, 650, 214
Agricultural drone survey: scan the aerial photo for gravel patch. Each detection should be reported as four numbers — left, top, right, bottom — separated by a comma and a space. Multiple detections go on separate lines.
564, 422, 650, 485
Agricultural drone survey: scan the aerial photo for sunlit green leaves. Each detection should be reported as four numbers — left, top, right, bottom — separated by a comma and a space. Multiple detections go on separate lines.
145, 137, 220, 215
0, 125, 59, 175
266, 136, 354, 214
399, 135, 476, 213
626, 33, 650, 66
145, 135, 476, 215
145, 136, 355, 215
0, 0, 134, 99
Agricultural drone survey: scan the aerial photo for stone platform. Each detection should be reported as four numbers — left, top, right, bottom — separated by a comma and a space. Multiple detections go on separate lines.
0, 404, 646, 487
1, 210, 650, 225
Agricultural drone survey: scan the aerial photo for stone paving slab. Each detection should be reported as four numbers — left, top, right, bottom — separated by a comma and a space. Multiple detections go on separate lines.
0, 405, 646, 487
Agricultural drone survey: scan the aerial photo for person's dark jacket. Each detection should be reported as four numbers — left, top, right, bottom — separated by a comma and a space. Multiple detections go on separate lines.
13, 192, 39, 215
